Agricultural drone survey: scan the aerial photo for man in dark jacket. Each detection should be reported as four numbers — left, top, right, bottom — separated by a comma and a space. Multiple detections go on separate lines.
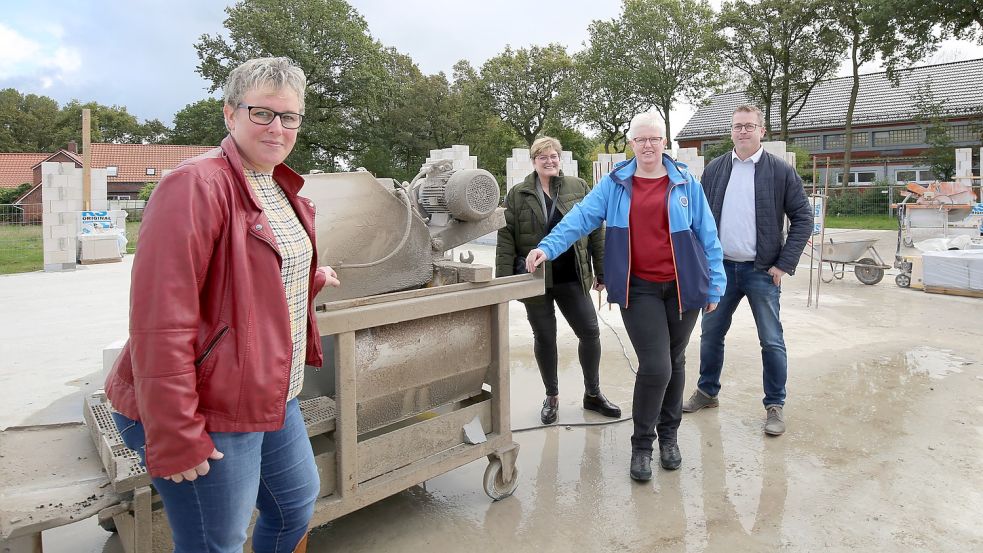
682, 105, 811, 436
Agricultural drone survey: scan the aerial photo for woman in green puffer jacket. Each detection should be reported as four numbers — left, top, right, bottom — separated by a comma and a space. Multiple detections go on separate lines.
495, 136, 621, 425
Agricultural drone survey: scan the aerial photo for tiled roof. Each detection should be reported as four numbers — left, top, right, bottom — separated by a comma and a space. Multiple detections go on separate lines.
677, 58, 983, 140
90, 143, 214, 183
0, 153, 49, 189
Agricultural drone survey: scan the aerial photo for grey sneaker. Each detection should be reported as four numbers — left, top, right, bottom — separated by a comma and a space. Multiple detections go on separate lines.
682, 388, 719, 413
764, 404, 786, 436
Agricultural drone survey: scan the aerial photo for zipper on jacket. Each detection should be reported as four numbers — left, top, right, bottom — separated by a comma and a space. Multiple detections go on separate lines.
666, 181, 684, 320
195, 325, 230, 367
624, 202, 632, 309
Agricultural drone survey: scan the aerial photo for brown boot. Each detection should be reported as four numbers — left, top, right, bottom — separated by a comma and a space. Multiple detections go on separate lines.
293, 532, 309, 553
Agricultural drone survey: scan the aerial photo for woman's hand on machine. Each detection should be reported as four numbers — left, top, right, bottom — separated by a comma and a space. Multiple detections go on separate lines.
318, 266, 341, 287
525, 249, 547, 273
164, 448, 224, 483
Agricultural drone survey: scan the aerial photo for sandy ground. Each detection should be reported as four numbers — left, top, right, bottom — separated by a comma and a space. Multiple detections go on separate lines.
2, 229, 981, 552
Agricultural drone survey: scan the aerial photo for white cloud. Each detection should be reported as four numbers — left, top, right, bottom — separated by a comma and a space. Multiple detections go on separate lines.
0, 22, 82, 87
0, 22, 42, 78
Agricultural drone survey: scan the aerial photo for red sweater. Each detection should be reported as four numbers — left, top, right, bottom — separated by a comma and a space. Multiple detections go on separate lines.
629, 175, 675, 282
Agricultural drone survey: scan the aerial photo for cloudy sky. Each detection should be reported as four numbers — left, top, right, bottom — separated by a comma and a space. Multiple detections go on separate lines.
2, 0, 981, 143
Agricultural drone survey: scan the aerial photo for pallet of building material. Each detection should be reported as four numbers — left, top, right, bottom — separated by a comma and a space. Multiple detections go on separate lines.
924, 285, 983, 299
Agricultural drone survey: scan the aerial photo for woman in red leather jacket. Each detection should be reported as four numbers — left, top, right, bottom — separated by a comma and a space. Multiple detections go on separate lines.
105, 57, 338, 553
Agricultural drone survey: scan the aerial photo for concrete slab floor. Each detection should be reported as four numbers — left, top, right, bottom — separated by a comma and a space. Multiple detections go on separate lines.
2, 229, 981, 551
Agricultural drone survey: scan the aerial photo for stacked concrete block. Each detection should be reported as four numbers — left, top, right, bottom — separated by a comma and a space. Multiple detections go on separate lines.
676, 148, 705, 179
425, 144, 478, 171
592, 153, 627, 185
41, 162, 84, 271
41, 162, 111, 271
760, 141, 797, 169
955, 148, 973, 179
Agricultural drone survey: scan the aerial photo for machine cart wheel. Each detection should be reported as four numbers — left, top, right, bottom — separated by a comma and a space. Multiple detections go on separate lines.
854, 258, 885, 285
895, 273, 911, 288
483, 447, 520, 501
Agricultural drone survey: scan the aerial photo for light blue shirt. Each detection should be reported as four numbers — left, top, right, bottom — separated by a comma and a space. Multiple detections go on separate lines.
719, 147, 763, 262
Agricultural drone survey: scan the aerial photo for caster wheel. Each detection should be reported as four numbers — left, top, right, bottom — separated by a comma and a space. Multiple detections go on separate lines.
895, 273, 911, 288
483, 459, 519, 500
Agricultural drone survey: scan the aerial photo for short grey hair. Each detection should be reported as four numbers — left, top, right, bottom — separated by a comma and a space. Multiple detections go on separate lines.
627, 111, 666, 140
733, 105, 765, 126
223, 57, 307, 113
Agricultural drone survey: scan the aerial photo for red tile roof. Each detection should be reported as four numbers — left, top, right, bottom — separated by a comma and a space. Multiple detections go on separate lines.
0, 153, 49, 189
90, 144, 214, 183
0, 144, 216, 190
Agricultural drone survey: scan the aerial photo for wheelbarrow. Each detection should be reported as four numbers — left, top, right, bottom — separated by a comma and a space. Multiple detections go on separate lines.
813, 238, 889, 285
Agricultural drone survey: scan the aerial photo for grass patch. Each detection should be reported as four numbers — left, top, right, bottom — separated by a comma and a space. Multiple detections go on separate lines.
0, 225, 43, 274
824, 214, 898, 230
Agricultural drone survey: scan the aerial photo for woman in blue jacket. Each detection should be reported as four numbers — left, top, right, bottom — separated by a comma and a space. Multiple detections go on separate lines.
526, 111, 725, 482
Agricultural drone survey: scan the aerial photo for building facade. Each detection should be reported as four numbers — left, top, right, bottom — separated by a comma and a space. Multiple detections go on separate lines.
676, 58, 983, 185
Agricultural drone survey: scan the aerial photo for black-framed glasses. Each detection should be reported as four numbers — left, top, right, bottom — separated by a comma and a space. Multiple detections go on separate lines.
237, 104, 304, 129
732, 123, 761, 132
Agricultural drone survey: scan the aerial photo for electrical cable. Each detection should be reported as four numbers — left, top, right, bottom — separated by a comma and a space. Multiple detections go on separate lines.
509, 299, 638, 433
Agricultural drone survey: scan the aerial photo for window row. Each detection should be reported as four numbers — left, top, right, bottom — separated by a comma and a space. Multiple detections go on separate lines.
105, 166, 157, 177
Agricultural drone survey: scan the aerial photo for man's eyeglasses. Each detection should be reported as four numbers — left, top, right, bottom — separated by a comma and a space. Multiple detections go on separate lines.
237, 104, 304, 129
632, 137, 664, 146
732, 123, 761, 132
535, 154, 560, 162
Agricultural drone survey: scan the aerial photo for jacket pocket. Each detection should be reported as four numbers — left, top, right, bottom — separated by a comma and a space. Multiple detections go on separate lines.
195, 325, 229, 384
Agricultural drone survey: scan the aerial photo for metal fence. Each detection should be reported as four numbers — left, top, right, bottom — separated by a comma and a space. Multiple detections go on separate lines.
0, 203, 145, 274
0, 203, 43, 274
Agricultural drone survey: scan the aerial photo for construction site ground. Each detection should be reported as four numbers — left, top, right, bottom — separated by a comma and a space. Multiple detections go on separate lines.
1, 228, 980, 552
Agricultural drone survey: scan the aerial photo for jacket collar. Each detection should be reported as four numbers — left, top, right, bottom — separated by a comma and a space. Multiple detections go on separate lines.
219, 135, 306, 210
609, 154, 689, 190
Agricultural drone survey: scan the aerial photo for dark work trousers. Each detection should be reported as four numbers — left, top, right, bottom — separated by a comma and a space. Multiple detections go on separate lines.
524, 281, 602, 397
619, 276, 699, 453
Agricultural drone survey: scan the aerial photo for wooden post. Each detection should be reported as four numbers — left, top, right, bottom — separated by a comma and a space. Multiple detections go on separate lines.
82, 108, 92, 211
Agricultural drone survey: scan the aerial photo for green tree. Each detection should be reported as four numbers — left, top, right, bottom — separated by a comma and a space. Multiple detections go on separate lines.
573, 19, 643, 153
0, 89, 62, 152
170, 98, 228, 146
540, 121, 597, 183
195, 0, 388, 172
719, 0, 845, 141
479, 44, 574, 147
54, 101, 146, 145
621, 0, 725, 148
136, 119, 172, 144
913, 82, 956, 181
451, 60, 524, 190
828, 0, 939, 199
0, 183, 32, 204
137, 182, 157, 201
888, 0, 982, 45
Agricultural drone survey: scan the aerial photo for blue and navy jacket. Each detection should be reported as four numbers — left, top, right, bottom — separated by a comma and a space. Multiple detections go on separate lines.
538, 154, 726, 311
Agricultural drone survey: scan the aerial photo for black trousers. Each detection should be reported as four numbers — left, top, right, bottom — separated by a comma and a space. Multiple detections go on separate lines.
619, 276, 699, 453
524, 281, 601, 397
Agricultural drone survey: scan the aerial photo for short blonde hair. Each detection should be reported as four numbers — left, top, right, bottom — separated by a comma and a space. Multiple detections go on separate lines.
223, 57, 307, 112
627, 111, 666, 140
733, 105, 765, 126
530, 136, 562, 159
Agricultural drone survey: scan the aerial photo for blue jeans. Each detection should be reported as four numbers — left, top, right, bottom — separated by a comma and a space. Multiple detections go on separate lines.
698, 261, 787, 406
112, 399, 319, 553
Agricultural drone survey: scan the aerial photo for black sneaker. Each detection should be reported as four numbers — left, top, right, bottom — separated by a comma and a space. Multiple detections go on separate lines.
630, 451, 653, 481
659, 441, 681, 470
540, 396, 559, 425
583, 392, 622, 418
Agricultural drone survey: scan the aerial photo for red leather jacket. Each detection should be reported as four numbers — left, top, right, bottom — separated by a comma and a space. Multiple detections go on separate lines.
105, 136, 326, 477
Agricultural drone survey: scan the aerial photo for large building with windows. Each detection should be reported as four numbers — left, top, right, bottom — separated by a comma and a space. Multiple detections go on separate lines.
676, 58, 983, 185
